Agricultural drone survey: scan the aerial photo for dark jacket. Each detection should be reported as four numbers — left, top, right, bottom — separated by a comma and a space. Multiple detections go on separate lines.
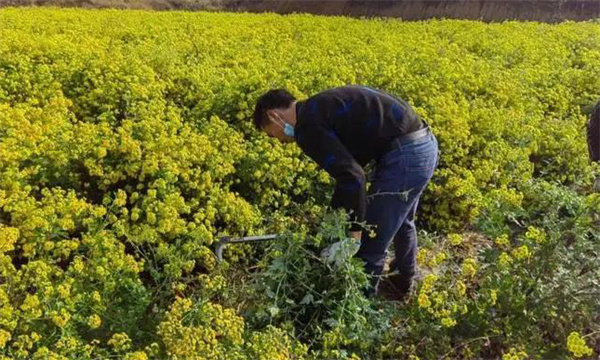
294, 85, 423, 231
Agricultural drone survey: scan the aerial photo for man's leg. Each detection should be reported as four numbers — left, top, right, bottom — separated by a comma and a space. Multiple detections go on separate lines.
355, 184, 423, 295
392, 196, 420, 276
356, 133, 438, 296
379, 196, 422, 300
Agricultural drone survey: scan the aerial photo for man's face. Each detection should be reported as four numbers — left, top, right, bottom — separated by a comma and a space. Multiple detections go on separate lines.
262, 109, 294, 143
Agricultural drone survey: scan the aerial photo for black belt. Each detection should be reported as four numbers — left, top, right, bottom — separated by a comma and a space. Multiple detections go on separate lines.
384, 124, 431, 154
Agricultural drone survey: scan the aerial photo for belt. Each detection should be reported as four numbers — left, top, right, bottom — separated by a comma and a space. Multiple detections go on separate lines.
384, 123, 431, 154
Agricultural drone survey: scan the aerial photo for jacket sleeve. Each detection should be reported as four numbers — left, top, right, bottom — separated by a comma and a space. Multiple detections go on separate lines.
295, 120, 366, 232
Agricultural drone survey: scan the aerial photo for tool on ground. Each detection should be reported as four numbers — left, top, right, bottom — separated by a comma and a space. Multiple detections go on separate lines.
215, 234, 279, 263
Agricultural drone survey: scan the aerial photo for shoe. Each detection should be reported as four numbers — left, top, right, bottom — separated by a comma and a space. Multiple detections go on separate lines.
377, 272, 414, 301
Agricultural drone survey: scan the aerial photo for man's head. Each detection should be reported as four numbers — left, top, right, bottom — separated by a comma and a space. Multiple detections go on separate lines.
253, 89, 298, 143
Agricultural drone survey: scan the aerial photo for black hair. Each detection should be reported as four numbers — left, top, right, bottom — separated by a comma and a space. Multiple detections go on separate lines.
253, 89, 296, 129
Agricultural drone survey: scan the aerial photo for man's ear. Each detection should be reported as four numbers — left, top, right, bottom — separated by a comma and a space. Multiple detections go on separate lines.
267, 109, 284, 124
265, 109, 276, 123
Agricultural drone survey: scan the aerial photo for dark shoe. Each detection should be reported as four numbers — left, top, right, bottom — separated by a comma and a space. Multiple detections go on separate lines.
362, 274, 380, 299
377, 272, 414, 301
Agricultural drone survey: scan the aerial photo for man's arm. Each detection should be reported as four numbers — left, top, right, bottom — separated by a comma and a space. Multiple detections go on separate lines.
295, 121, 367, 234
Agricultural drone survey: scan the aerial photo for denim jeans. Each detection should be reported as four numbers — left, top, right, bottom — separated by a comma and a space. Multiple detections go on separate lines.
355, 132, 439, 292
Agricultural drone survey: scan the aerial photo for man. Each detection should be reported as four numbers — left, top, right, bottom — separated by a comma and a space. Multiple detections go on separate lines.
588, 100, 600, 191
252, 85, 439, 299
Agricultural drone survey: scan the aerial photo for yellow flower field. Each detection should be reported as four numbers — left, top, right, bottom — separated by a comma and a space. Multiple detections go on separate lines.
0, 7, 599, 359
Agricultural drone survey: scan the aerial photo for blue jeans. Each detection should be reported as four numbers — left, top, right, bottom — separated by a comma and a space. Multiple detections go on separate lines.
355, 132, 439, 291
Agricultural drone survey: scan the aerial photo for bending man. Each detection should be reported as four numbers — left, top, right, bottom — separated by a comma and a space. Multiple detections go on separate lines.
253, 85, 439, 299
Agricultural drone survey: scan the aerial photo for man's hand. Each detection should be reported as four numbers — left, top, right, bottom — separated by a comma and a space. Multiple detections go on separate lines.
349, 231, 362, 240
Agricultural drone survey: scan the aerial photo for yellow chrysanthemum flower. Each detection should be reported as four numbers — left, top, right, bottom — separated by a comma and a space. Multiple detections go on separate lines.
567, 332, 593, 358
